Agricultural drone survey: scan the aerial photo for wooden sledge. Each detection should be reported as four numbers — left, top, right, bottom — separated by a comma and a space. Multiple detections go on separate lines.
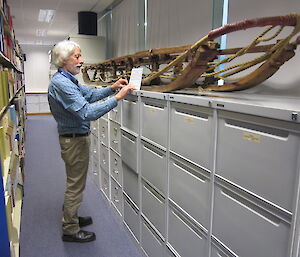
82, 13, 300, 92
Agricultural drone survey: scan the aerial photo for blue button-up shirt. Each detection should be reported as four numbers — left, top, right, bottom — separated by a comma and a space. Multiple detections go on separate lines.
48, 69, 117, 135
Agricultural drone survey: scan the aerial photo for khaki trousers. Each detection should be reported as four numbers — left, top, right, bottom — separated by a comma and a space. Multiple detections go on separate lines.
59, 135, 90, 234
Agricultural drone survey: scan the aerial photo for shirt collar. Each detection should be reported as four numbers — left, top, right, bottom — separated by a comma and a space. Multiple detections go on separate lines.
58, 68, 78, 85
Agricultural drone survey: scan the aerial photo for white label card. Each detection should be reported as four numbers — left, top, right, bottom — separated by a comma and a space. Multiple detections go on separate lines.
129, 67, 143, 90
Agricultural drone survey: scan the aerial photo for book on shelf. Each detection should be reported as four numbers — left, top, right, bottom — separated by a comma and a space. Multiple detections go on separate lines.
0, 70, 9, 108
0, 125, 5, 173
5, 195, 13, 240
7, 69, 14, 99
0, 111, 12, 160
8, 153, 18, 207
0, 14, 4, 54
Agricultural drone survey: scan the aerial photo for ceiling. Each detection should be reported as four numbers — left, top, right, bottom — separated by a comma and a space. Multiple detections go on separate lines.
9, 0, 115, 46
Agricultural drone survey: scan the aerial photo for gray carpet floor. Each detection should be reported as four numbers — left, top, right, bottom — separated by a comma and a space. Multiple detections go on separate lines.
20, 115, 145, 257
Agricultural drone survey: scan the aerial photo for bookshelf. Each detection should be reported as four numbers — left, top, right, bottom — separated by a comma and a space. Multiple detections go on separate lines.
0, 0, 26, 257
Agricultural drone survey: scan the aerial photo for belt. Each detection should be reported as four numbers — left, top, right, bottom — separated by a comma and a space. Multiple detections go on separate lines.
60, 132, 90, 138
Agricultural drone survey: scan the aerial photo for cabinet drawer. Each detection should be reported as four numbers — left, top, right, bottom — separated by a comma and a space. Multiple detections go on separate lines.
110, 120, 121, 154
91, 120, 99, 137
141, 219, 165, 257
211, 238, 238, 257
111, 178, 123, 215
142, 182, 165, 238
101, 168, 110, 200
121, 130, 137, 172
110, 150, 122, 186
122, 95, 139, 134
123, 164, 139, 207
169, 155, 210, 229
213, 184, 290, 257
99, 144, 109, 173
99, 118, 108, 146
109, 103, 121, 124
91, 134, 99, 155
124, 196, 140, 242
216, 111, 300, 212
141, 97, 168, 148
170, 102, 213, 169
141, 140, 166, 195
168, 206, 208, 257
91, 160, 100, 189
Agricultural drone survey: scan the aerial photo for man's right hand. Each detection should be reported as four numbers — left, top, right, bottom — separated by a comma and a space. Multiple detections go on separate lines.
115, 84, 136, 101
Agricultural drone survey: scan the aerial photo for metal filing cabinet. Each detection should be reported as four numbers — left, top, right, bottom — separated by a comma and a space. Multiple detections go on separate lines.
90, 120, 100, 188
96, 91, 300, 257
99, 115, 109, 199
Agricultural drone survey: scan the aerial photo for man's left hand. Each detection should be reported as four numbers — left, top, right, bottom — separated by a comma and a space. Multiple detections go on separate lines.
111, 78, 128, 91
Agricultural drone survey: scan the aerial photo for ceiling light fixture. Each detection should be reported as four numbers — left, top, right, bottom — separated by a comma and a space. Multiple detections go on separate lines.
38, 9, 56, 23
36, 29, 47, 37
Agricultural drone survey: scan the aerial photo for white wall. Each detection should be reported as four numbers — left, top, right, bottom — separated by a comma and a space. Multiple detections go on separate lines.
22, 45, 52, 93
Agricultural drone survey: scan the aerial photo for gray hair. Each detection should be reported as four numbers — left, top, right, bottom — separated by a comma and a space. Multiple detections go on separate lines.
51, 40, 80, 68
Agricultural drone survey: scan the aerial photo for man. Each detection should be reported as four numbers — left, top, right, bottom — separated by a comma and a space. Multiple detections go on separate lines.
48, 40, 135, 243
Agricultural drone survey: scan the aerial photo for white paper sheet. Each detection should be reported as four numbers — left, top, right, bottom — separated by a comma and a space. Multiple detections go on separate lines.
129, 67, 143, 90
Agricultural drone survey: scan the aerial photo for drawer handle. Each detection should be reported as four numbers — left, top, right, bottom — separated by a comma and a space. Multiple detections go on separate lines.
101, 133, 105, 138
115, 186, 119, 190
93, 171, 98, 175
122, 133, 136, 143
114, 158, 118, 165
112, 140, 118, 144
220, 188, 281, 226
93, 150, 97, 154
102, 160, 106, 165
114, 199, 120, 203
171, 209, 203, 239
113, 170, 119, 174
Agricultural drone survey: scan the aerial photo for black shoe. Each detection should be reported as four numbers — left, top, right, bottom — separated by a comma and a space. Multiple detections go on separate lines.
62, 230, 96, 243
79, 216, 93, 227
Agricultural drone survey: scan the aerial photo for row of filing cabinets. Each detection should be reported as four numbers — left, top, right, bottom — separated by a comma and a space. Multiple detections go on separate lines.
88, 90, 300, 257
